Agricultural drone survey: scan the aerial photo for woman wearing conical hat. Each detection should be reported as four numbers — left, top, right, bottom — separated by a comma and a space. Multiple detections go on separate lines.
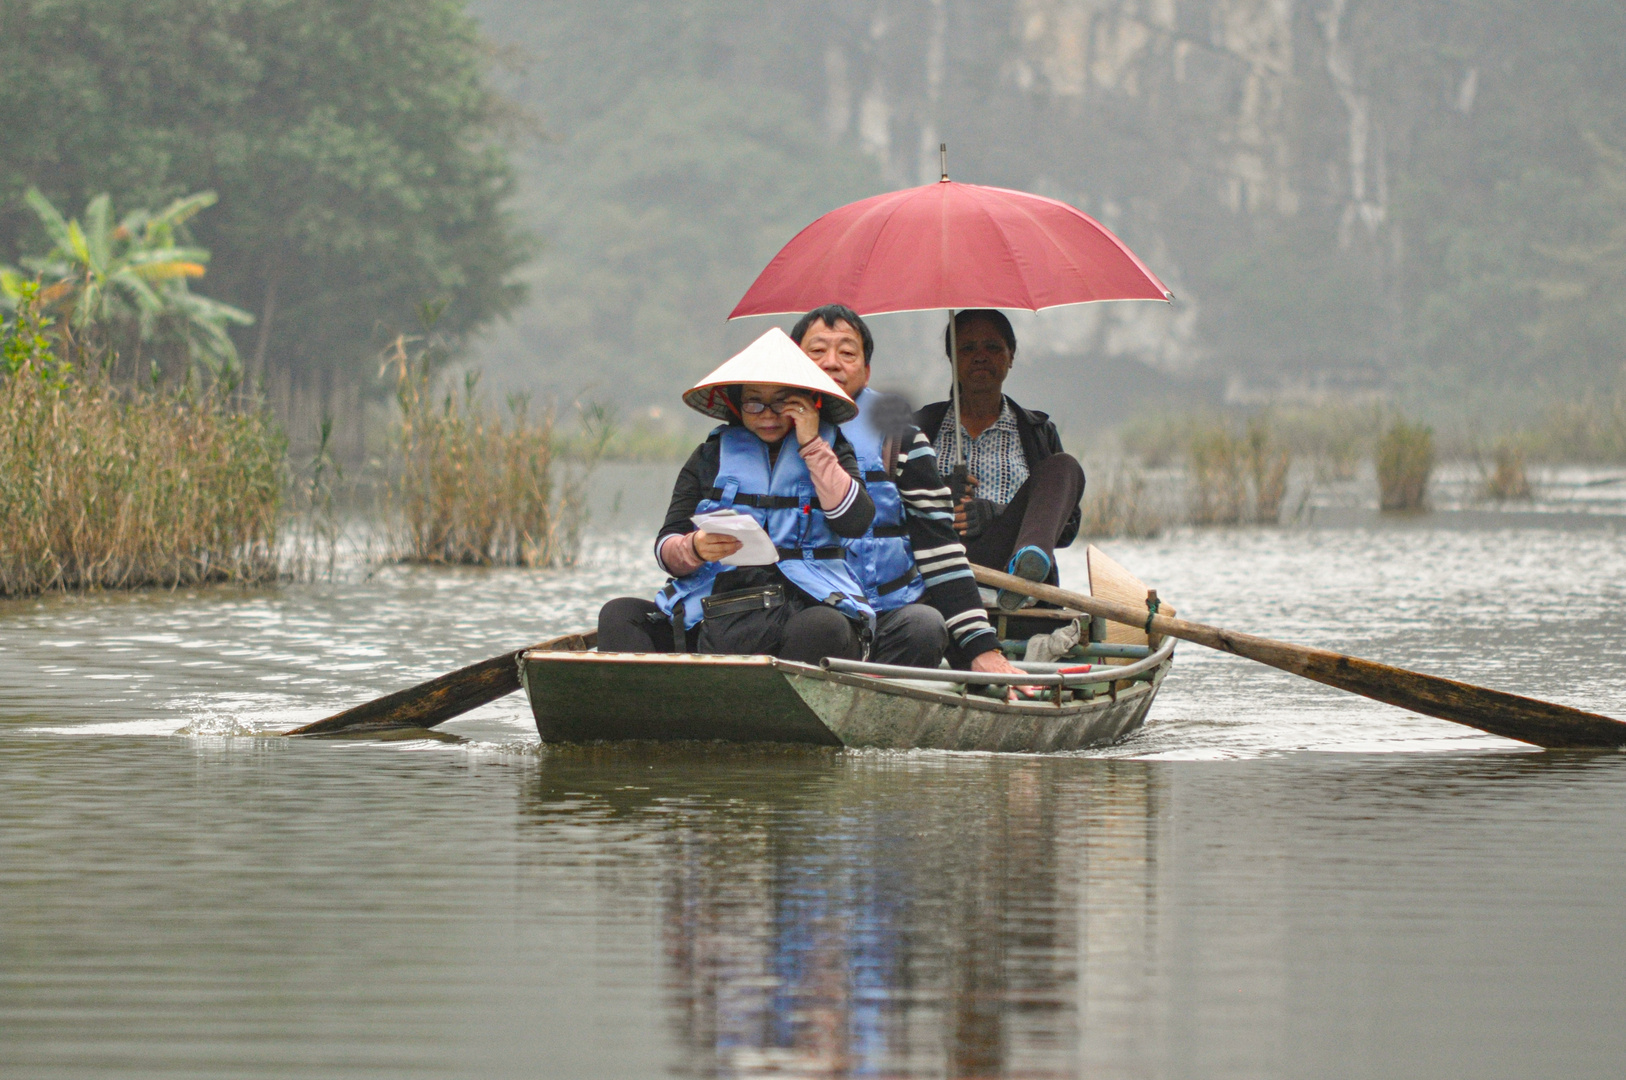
597, 328, 876, 661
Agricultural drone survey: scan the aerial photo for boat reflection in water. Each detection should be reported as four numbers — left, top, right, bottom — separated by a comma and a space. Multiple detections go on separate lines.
522, 746, 1157, 1078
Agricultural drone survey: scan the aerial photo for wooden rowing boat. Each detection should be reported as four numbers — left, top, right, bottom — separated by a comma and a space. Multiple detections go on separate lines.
520, 563, 1177, 755
287, 545, 1178, 750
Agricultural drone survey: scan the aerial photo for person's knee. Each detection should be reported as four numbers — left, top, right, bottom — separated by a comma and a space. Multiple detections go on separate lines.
598, 596, 662, 652
781, 605, 860, 662
897, 604, 949, 651
598, 596, 650, 628
875, 603, 949, 668
1036, 451, 1085, 487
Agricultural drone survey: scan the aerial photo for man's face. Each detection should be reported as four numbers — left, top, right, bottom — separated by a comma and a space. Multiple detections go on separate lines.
799, 318, 868, 396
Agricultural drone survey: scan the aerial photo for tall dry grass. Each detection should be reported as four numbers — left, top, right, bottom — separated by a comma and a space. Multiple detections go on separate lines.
1267, 403, 1383, 482
384, 331, 607, 567
1376, 418, 1435, 511
1482, 441, 1533, 500
1080, 467, 1163, 538
1186, 417, 1292, 525
0, 289, 283, 595
1526, 393, 1626, 462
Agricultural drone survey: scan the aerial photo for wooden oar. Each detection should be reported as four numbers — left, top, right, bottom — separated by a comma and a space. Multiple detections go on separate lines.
283, 629, 596, 736
973, 564, 1626, 749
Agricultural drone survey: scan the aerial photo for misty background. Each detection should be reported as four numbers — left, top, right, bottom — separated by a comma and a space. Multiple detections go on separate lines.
5, 0, 1624, 446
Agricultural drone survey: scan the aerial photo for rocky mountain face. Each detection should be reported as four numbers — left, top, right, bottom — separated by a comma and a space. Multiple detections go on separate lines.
472, 0, 1625, 427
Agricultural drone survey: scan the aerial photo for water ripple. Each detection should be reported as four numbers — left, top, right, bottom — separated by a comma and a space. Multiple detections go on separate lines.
1, 517, 1622, 758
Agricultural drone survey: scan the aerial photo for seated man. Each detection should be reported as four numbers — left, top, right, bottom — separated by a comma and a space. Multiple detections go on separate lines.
791, 303, 1030, 679
915, 309, 1085, 611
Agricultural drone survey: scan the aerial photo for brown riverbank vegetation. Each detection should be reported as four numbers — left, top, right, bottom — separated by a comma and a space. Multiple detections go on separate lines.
383, 307, 607, 568
1376, 419, 1435, 512
0, 286, 283, 596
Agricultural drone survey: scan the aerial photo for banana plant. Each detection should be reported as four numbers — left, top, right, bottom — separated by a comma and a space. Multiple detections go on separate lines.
2, 188, 252, 375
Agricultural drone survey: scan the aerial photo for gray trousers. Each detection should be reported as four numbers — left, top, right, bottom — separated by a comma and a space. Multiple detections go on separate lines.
870, 603, 950, 669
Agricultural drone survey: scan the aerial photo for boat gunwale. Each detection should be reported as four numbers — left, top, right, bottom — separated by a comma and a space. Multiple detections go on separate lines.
780, 656, 1168, 717
822, 637, 1176, 687
520, 646, 1174, 719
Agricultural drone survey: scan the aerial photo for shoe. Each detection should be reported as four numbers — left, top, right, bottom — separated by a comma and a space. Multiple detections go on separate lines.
996, 545, 1051, 612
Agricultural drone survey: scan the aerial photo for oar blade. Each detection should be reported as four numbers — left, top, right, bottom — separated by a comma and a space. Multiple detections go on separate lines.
284, 630, 595, 737
1282, 645, 1626, 749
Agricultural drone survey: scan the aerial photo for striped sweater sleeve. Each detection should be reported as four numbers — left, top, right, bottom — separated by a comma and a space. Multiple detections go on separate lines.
893, 428, 999, 659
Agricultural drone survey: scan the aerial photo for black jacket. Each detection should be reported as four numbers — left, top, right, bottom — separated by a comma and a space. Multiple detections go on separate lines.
914, 396, 1081, 548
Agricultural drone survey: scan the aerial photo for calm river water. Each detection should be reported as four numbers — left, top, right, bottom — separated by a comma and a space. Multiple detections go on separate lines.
5, 471, 1626, 1078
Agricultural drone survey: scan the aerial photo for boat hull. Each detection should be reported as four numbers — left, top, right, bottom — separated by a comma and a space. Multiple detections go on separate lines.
519, 649, 1170, 753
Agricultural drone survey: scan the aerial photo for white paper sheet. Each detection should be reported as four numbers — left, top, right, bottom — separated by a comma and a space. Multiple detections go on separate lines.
691, 509, 779, 566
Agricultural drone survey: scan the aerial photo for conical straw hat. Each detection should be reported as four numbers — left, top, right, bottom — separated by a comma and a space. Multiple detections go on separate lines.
682, 327, 859, 424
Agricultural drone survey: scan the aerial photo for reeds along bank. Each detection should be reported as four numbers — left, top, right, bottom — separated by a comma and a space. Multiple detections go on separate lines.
0, 293, 283, 596
382, 332, 607, 569
1376, 419, 1434, 511
1184, 418, 1292, 525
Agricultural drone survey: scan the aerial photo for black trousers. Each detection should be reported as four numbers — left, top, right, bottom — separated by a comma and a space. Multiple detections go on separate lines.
964, 453, 1085, 581
871, 603, 950, 668
597, 596, 862, 664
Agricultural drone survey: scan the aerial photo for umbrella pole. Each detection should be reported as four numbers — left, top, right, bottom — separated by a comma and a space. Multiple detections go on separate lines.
948, 309, 964, 469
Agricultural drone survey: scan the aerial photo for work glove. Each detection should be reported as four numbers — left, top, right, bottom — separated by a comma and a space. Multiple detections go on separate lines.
960, 497, 1003, 541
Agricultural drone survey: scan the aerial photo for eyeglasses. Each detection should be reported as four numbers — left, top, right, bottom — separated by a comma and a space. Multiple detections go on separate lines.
741, 399, 797, 415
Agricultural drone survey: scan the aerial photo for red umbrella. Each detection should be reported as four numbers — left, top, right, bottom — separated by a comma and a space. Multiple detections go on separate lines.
728, 176, 1171, 319
729, 162, 1170, 470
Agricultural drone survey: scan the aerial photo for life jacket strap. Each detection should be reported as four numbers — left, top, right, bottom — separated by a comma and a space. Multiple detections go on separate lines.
876, 568, 923, 596
775, 545, 846, 561
705, 488, 803, 509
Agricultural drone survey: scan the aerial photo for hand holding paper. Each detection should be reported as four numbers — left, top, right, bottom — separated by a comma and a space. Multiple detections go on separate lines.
691, 509, 779, 567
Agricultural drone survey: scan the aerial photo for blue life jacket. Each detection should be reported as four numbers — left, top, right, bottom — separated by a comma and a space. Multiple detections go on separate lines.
840, 387, 926, 611
655, 424, 876, 631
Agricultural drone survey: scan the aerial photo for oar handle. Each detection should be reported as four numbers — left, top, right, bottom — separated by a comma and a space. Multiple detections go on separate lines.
974, 564, 1192, 642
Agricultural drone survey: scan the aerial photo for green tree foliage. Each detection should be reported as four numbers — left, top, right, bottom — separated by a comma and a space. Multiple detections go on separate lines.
0, 0, 527, 389
4, 189, 252, 376
468, 1, 882, 406
1526, 134, 1626, 388
485, 79, 882, 404
1383, 0, 1626, 412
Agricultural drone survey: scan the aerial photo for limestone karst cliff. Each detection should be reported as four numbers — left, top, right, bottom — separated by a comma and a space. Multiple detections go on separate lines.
473, 0, 1626, 424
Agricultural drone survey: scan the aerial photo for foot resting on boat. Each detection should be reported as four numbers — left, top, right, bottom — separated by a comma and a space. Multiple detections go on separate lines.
997, 545, 1051, 612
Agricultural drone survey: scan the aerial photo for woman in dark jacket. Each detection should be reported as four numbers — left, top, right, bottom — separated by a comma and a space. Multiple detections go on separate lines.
915, 309, 1085, 611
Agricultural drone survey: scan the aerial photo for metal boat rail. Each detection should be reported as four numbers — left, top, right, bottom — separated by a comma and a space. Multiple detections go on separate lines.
997, 641, 1152, 661
822, 637, 1176, 688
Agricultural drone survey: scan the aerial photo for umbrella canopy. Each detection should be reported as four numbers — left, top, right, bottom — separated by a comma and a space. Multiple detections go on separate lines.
729, 179, 1171, 319
682, 327, 858, 424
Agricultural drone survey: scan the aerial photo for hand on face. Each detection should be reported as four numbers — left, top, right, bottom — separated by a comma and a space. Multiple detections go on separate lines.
740, 385, 821, 446
693, 531, 743, 562
781, 392, 821, 445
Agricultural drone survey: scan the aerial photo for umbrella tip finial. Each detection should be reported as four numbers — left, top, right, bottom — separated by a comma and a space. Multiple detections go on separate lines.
940, 143, 949, 183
